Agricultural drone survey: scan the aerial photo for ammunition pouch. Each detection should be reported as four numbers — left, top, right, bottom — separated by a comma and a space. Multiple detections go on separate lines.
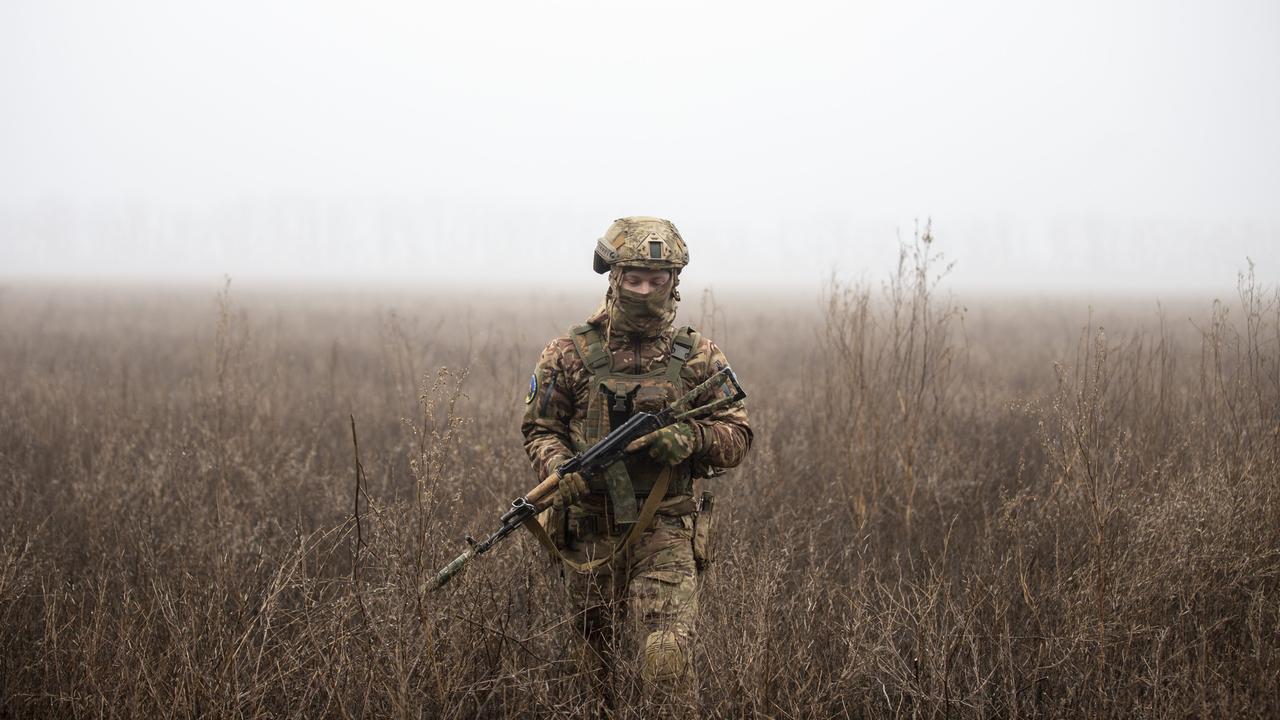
563, 492, 696, 549
630, 461, 693, 497
565, 505, 605, 548
568, 322, 701, 524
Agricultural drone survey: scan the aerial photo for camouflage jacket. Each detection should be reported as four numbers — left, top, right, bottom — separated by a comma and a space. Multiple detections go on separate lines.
521, 309, 752, 486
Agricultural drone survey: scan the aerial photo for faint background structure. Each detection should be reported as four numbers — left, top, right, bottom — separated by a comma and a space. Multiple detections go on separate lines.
1, 0, 1278, 291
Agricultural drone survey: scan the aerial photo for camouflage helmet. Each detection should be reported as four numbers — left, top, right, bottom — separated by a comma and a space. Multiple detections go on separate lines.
593, 216, 690, 274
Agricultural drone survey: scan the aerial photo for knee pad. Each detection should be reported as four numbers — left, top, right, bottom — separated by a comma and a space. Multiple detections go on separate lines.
641, 630, 686, 683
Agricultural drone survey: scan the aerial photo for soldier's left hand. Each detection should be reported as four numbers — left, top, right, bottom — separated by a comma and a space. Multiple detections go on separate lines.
626, 422, 701, 466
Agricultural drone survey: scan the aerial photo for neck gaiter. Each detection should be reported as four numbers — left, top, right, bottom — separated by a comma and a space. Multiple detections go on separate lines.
603, 270, 680, 338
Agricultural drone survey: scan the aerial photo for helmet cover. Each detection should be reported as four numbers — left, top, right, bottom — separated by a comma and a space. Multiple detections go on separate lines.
593, 216, 689, 274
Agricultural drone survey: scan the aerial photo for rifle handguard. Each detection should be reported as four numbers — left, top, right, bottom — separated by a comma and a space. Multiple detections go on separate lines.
526, 471, 562, 507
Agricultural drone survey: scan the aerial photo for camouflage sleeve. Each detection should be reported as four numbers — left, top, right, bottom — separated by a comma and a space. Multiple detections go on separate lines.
520, 338, 577, 478
689, 338, 753, 470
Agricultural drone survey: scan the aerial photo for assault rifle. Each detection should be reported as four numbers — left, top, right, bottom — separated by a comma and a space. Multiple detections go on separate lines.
429, 366, 746, 590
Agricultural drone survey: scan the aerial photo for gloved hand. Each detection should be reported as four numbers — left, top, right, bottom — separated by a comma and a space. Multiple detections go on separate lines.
552, 470, 587, 509
625, 422, 701, 466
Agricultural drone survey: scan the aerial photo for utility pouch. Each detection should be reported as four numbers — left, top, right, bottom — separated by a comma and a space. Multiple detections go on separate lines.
565, 505, 602, 550
591, 379, 640, 523
692, 490, 714, 572
600, 380, 640, 430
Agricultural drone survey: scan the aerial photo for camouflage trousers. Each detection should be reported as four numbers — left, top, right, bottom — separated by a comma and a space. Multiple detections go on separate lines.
554, 505, 699, 714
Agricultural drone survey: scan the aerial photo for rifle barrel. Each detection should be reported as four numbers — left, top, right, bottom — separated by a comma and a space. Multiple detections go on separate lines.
431, 547, 475, 590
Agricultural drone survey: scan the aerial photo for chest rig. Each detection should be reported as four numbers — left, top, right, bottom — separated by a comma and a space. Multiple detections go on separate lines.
568, 323, 699, 525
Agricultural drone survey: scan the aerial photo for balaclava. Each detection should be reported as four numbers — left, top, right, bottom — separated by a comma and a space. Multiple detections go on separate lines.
603, 266, 681, 338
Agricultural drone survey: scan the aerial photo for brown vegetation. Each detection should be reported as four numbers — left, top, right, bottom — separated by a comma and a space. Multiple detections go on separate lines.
0, 245, 1276, 718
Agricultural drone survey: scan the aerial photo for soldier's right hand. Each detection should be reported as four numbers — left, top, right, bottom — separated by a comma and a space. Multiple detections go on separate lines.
552, 471, 587, 509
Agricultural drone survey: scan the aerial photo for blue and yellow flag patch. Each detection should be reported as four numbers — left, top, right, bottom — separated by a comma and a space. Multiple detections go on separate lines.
524, 373, 537, 404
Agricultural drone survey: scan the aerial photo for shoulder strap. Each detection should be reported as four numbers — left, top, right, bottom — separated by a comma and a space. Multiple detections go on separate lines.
665, 326, 699, 384
570, 323, 612, 382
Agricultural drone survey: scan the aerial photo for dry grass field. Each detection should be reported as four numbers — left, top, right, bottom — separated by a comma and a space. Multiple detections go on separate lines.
1, 242, 1276, 718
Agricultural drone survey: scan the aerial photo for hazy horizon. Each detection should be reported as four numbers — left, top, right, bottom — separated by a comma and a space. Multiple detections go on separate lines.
3, 0, 1278, 291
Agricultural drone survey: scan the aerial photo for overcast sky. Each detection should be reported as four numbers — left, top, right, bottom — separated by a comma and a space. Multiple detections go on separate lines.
2, 0, 1277, 291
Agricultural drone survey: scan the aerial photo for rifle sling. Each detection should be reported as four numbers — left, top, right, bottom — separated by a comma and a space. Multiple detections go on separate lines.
521, 465, 672, 573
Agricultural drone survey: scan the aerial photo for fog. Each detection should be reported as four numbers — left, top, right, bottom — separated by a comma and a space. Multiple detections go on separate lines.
2, 0, 1278, 291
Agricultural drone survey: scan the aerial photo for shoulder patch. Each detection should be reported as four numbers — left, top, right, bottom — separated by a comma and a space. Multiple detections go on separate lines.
525, 373, 538, 404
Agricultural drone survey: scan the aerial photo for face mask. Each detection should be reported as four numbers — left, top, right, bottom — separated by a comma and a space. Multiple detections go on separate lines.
605, 270, 679, 336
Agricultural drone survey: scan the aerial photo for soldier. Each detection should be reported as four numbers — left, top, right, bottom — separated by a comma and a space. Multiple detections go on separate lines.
520, 217, 752, 712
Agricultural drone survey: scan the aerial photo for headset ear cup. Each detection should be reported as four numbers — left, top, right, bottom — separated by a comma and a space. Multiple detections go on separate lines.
593, 252, 611, 274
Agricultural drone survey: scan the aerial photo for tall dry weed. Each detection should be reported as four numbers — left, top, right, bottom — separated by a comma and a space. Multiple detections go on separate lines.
0, 249, 1275, 718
